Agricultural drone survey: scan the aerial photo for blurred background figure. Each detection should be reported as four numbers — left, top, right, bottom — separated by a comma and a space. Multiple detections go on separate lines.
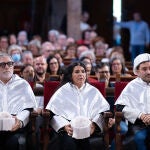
95, 63, 111, 87
48, 29, 59, 49
8, 44, 23, 66
28, 39, 41, 57
33, 56, 47, 84
115, 12, 150, 63
109, 57, 131, 76
0, 35, 9, 53
22, 50, 34, 65
8, 34, 17, 45
21, 64, 35, 81
17, 30, 28, 49
41, 42, 55, 59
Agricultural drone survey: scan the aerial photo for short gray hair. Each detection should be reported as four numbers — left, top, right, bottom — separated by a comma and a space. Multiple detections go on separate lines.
8, 44, 22, 55
0, 52, 13, 61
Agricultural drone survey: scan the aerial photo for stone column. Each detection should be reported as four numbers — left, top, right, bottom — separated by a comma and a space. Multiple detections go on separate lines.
67, 0, 81, 40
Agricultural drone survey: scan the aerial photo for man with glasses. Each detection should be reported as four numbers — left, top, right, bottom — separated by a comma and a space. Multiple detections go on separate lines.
0, 53, 37, 150
95, 63, 111, 87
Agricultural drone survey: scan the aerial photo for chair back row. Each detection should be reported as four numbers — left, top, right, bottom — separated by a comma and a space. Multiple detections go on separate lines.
29, 81, 129, 108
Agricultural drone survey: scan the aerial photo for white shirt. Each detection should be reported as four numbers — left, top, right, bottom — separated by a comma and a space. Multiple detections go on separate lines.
46, 82, 110, 131
115, 77, 150, 124
0, 74, 37, 126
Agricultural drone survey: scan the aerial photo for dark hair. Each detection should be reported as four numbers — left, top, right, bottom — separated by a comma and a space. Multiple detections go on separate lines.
20, 64, 34, 73
61, 62, 87, 86
79, 56, 91, 62
46, 55, 62, 75
95, 62, 110, 72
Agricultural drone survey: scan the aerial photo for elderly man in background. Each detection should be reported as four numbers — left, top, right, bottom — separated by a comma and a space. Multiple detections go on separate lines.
0, 53, 37, 150
115, 53, 150, 150
41, 41, 55, 59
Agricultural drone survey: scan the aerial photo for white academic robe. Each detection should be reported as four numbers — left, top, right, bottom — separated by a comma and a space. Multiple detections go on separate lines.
0, 74, 37, 127
115, 77, 150, 124
46, 82, 110, 132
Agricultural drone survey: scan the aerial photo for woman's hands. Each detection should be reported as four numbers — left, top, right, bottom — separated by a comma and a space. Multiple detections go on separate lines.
64, 122, 96, 136
64, 124, 73, 136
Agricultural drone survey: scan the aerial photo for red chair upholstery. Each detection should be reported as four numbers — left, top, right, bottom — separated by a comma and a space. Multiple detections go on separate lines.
90, 82, 106, 97
114, 82, 129, 101
44, 81, 60, 107
28, 81, 35, 89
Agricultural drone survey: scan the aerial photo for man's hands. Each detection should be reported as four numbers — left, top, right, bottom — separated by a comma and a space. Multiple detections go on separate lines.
11, 116, 22, 132
140, 113, 150, 125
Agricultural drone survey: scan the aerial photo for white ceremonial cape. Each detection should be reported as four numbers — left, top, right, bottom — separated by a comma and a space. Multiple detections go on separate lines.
0, 74, 37, 115
46, 82, 110, 131
115, 77, 150, 124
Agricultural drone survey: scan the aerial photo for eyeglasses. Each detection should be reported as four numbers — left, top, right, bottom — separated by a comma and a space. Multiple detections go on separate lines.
98, 71, 110, 74
112, 63, 121, 66
23, 70, 34, 74
0, 61, 14, 68
50, 62, 58, 65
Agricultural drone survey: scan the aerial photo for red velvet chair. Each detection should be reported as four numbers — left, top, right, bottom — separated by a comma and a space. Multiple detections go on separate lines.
114, 82, 129, 101
43, 81, 112, 150
90, 82, 106, 97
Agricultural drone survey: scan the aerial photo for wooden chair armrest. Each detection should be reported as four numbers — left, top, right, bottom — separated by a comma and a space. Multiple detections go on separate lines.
41, 109, 51, 150
29, 110, 38, 149
103, 112, 113, 150
115, 111, 124, 150
30, 110, 39, 131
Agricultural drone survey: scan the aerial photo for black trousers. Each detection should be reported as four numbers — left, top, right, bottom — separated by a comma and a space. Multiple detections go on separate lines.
0, 126, 29, 150
48, 129, 105, 150
59, 132, 91, 150
0, 131, 19, 150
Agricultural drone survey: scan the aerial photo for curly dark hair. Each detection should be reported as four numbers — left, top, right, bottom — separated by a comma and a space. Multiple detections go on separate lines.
61, 61, 87, 86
